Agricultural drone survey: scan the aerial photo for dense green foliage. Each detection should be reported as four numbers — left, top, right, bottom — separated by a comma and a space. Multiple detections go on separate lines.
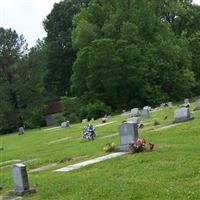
71, 0, 199, 108
43, 0, 90, 97
0, 28, 48, 133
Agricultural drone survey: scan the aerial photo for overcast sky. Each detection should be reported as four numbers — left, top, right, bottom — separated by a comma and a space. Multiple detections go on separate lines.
0, 0, 200, 48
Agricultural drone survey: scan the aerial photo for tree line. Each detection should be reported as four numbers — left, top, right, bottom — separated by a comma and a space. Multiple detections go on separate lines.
1, 0, 200, 133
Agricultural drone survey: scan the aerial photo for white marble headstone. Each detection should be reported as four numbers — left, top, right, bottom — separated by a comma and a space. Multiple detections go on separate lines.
130, 108, 139, 117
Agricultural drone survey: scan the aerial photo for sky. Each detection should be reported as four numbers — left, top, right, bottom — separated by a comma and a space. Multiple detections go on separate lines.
0, 0, 61, 47
0, 0, 200, 48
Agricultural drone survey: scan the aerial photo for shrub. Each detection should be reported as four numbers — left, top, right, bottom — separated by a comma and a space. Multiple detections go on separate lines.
103, 142, 116, 153
80, 100, 111, 120
154, 120, 160, 126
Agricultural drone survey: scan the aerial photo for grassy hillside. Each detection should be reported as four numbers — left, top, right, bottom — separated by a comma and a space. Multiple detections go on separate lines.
0, 103, 200, 200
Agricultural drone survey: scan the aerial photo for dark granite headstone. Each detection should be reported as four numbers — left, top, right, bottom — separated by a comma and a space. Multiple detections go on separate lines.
45, 115, 55, 126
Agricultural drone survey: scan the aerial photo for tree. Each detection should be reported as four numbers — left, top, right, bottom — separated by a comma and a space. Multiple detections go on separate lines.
71, 0, 196, 108
43, 0, 90, 98
0, 28, 48, 133
0, 28, 27, 133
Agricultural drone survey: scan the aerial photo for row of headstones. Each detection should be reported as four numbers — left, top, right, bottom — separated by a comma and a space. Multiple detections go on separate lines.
131, 107, 150, 118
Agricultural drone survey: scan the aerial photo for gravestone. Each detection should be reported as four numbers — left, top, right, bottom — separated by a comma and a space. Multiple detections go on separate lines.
11, 163, 36, 196
168, 102, 173, 108
184, 98, 189, 104
130, 108, 140, 117
173, 108, 193, 123
127, 117, 138, 124
18, 127, 25, 135
118, 122, 138, 152
143, 106, 151, 110
141, 109, 150, 118
61, 121, 70, 128
45, 115, 55, 126
82, 119, 88, 123
194, 100, 200, 111
160, 103, 165, 108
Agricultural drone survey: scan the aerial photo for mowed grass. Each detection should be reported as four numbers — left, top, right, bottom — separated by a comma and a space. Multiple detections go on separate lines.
0, 103, 200, 200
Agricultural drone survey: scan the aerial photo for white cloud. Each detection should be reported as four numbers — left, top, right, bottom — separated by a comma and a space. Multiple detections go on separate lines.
193, 0, 200, 4
0, 0, 61, 47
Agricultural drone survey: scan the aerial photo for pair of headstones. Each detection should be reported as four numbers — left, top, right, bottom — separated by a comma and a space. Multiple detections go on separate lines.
11, 163, 36, 196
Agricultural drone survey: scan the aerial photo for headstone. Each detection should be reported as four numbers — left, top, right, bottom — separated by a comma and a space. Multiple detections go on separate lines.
184, 98, 189, 104
130, 108, 140, 117
82, 119, 88, 123
141, 109, 150, 118
168, 102, 173, 108
61, 121, 70, 128
11, 163, 36, 196
45, 115, 55, 126
143, 106, 151, 110
160, 103, 165, 108
127, 117, 138, 124
173, 108, 193, 123
194, 99, 200, 111
18, 127, 25, 135
118, 122, 138, 152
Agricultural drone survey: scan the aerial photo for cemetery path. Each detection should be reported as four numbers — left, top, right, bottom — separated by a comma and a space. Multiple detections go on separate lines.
29, 163, 57, 173
55, 152, 128, 173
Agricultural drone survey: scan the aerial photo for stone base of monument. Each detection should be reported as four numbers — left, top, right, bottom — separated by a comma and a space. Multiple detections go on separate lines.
173, 116, 193, 124
10, 188, 36, 196
117, 145, 130, 152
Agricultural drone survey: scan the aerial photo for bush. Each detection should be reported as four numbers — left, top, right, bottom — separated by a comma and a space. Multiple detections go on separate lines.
103, 142, 116, 152
154, 120, 160, 126
80, 100, 111, 120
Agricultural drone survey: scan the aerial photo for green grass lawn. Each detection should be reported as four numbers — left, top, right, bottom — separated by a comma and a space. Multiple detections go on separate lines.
0, 103, 200, 200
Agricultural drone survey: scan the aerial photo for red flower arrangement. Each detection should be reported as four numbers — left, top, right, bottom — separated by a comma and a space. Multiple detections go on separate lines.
128, 138, 154, 153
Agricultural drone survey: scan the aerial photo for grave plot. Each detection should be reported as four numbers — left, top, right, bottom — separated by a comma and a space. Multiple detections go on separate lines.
55, 152, 128, 173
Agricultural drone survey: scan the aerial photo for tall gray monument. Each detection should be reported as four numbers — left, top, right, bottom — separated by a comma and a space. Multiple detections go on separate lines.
118, 122, 138, 152
173, 108, 193, 123
12, 163, 36, 196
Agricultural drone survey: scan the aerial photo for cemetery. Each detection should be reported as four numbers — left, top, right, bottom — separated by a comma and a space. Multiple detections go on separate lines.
1, 100, 200, 199
1, 0, 200, 199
